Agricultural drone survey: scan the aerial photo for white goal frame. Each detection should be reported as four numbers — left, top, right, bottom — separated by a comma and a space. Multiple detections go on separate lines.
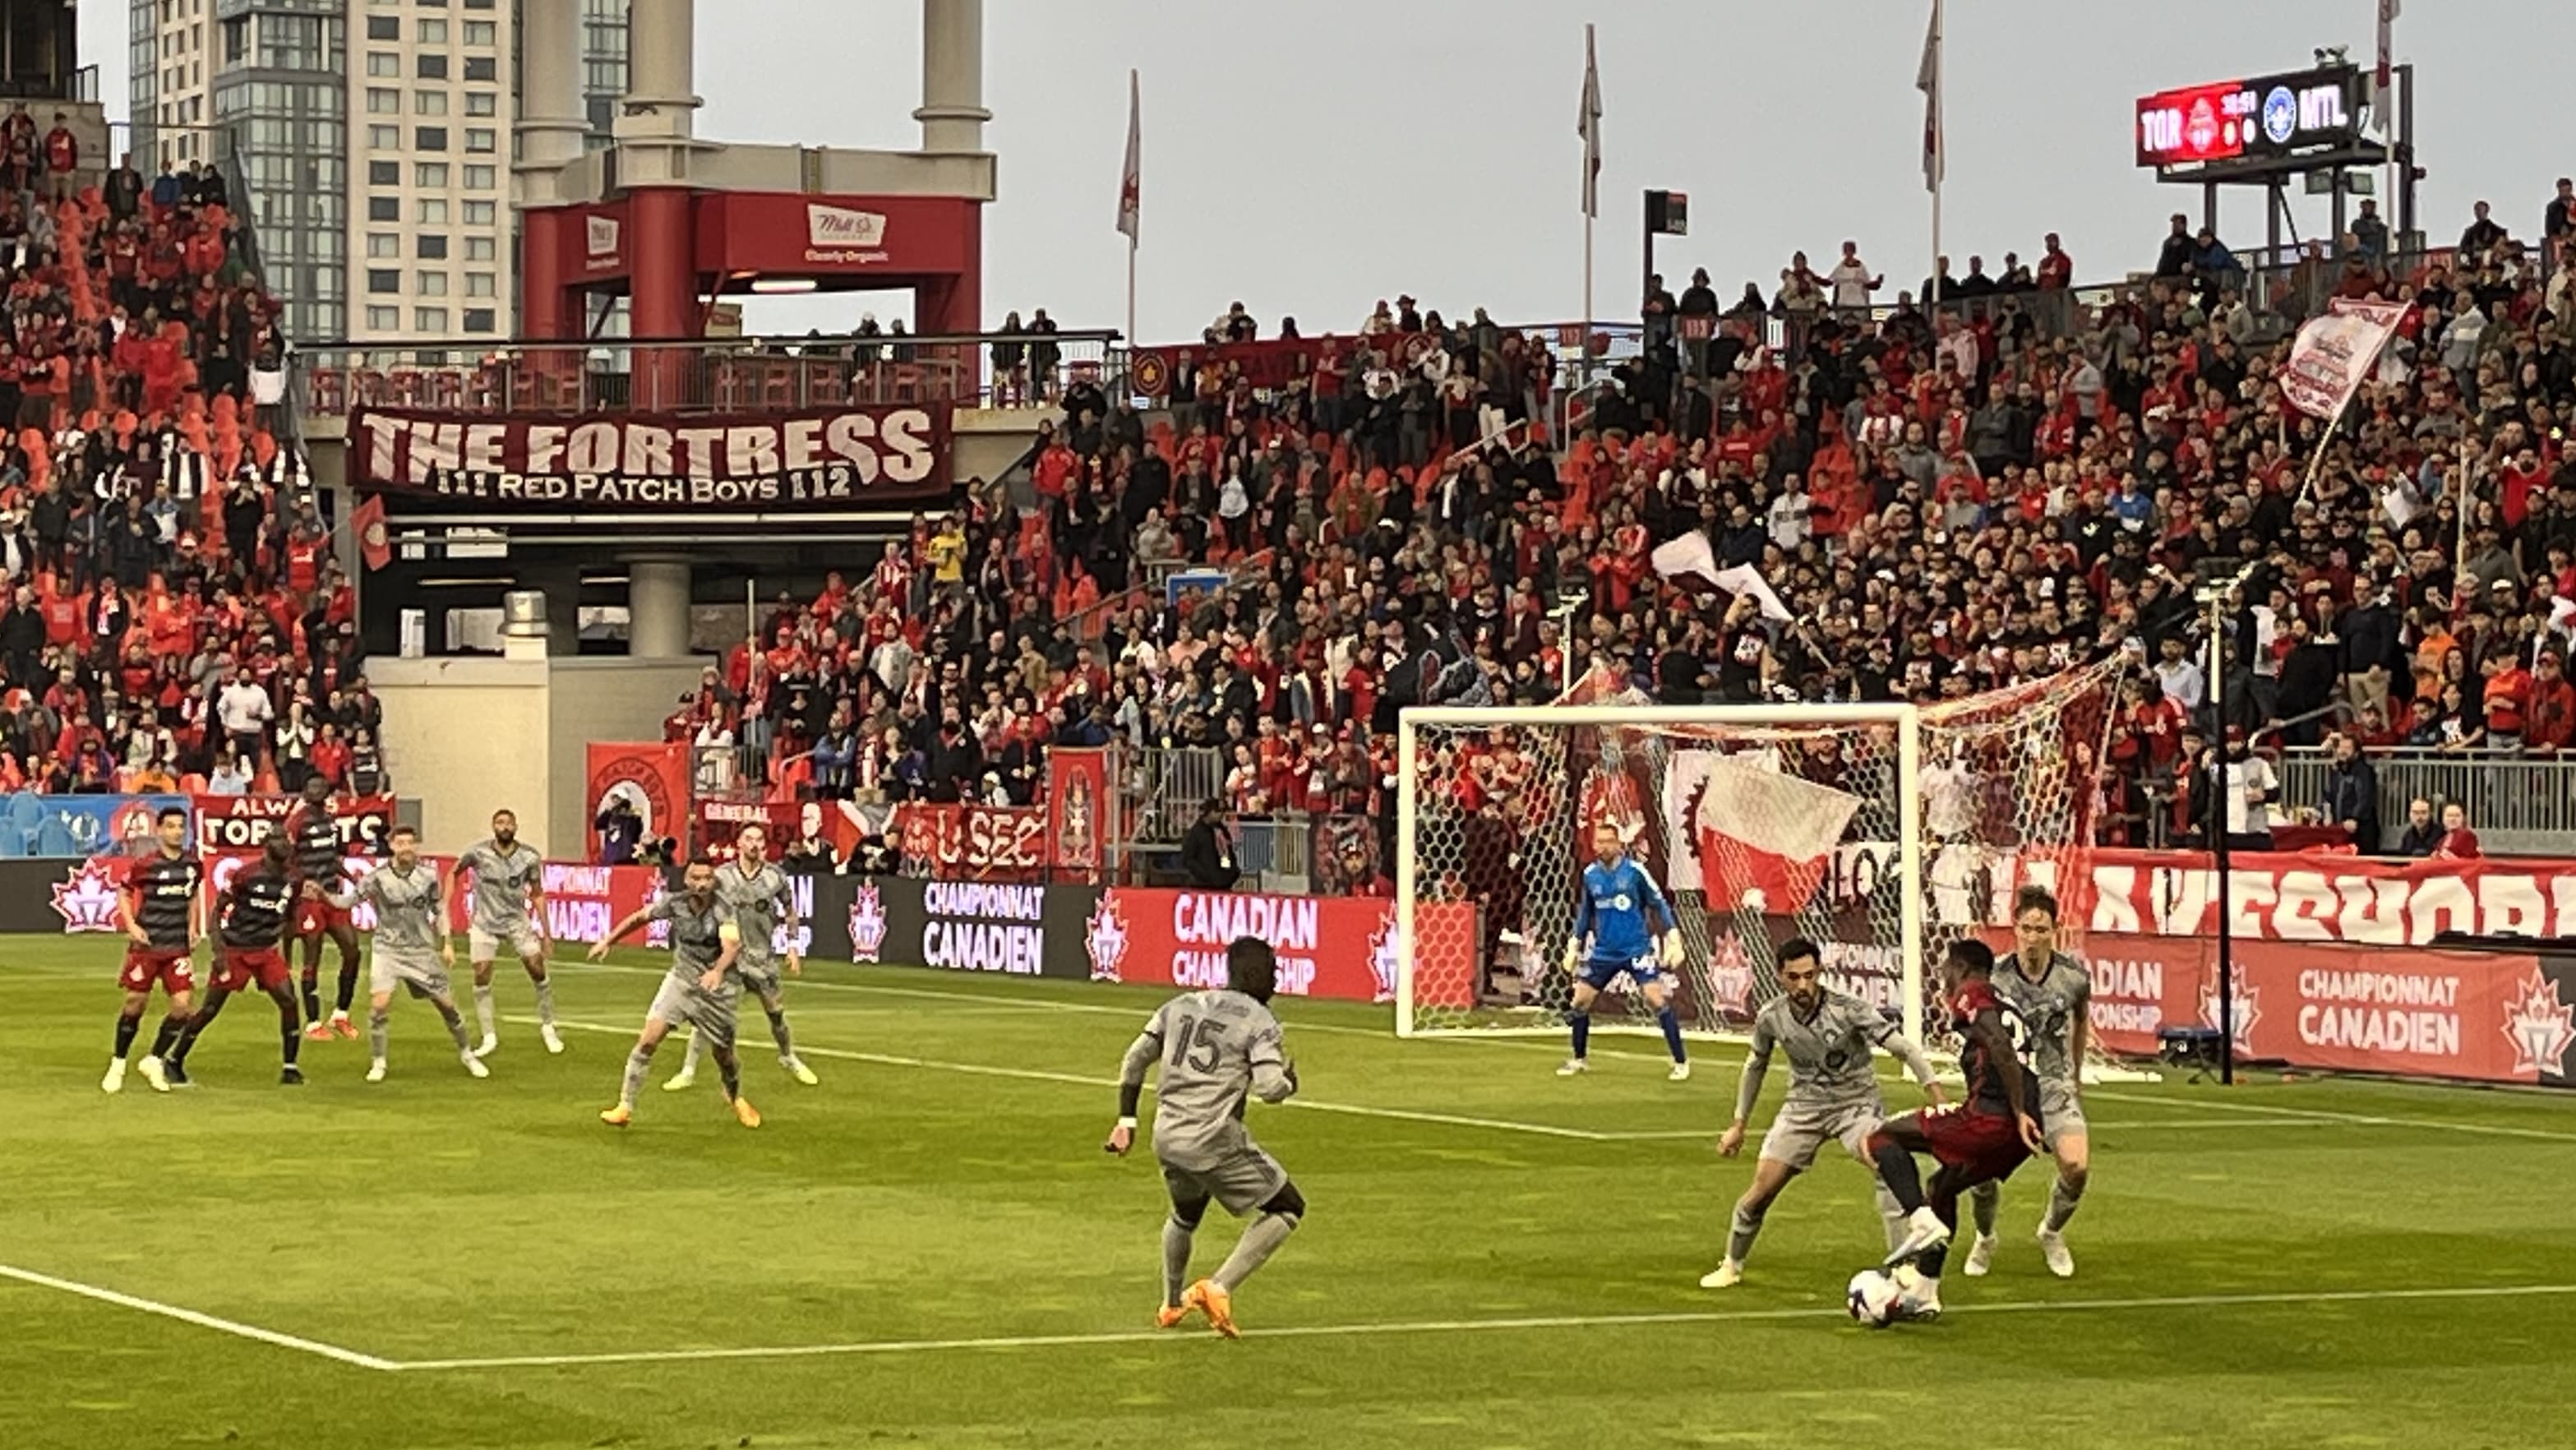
1395, 701, 1927, 1044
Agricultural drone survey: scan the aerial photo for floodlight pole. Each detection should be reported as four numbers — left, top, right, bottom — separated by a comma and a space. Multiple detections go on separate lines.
2197, 579, 2238, 1088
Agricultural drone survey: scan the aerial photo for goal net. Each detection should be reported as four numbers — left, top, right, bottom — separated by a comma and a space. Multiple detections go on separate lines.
1395, 658, 2126, 1056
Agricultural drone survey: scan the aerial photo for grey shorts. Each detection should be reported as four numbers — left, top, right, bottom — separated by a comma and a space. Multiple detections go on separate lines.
370, 949, 450, 1001
1758, 1097, 1883, 1172
649, 971, 741, 1054
736, 958, 782, 999
2039, 1079, 2086, 1151
1159, 1144, 1289, 1217
469, 924, 544, 963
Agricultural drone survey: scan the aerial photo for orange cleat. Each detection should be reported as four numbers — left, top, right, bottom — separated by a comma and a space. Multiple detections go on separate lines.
330, 1016, 359, 1041
599, 1104, 632, 1128
302, 1020, 334, 1041
1155, 1302, 1191, 1330
732, 1097, 762, 1129
1181, 1279, 1238, 1340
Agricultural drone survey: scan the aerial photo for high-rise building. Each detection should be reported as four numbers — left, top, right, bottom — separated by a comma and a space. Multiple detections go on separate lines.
124, 0, 630, 344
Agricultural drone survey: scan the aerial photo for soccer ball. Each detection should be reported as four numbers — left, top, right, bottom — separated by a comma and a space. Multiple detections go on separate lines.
1846, 1269, 1902, 1328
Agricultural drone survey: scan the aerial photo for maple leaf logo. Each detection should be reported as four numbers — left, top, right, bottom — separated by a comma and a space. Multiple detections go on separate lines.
1087, 898, 1129, 983
1366, 914, 1398, 1004
2199, 979, 2260, 1057
2503, 968, 2576, 1079
847, 882, 887, 964
52, 859, 127, 934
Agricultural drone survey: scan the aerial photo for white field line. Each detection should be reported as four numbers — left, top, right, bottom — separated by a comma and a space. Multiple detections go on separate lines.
387, 1281, 2576, 1371
2085, 1087, 2576, 1145
522, 1017, 1625, 1142
0, 1263, 399, 1372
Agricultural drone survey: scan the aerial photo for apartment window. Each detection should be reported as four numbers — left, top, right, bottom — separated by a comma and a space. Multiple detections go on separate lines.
366, 86, 399, 114
418, 18, 448, 44
414, 163, 449, 187
417, 271, 449, 297
415, 126, 447, 151
366, 50, 397, 77
367, 123, 400, 150
462, 200, 495, 226
365, 15, 396, 40
367, 233, 399, 259
364, 306, 399, 332
367, 159, 398, 186
367, 268, 400, 295
465, 90, 496, 117
464, 56, 496, 82
464, 0, 495, 8
415, 307, 450, 332
223, 16, 247, 62
463, 21, 496, 46
464, 127, 496, 154
418, 197, 450, 224
414, 90, 447, 115
462, 164, 495, 190
465, 272, 495, 298
418, 53, 448, 80
368, 196, 399, 222
463, 308, 496, 334
464, 236, 496, 261
418, 234, 449, 260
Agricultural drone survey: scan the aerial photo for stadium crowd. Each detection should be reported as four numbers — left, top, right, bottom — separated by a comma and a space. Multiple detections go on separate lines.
0, 155, 380, 804
669, 179, 2576, 858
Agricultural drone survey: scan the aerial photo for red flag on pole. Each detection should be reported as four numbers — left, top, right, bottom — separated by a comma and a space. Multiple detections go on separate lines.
352, 494, 390, 571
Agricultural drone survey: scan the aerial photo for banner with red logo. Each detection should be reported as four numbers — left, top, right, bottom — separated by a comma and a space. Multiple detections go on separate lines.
349, 404, 954, 513
896, 802, 1048, 881
1079, 888, 1476, 1006
1046, 748, 1110, 882
587, 742, 693, 861
2080, 850, 2576, 944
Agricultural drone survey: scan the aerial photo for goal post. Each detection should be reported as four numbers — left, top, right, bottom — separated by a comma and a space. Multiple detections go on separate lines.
1394, 657, 2129, 1060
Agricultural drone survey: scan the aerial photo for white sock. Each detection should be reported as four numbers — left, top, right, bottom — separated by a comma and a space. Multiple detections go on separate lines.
680, 1028, 706, 1074
474, 984, 496, 1040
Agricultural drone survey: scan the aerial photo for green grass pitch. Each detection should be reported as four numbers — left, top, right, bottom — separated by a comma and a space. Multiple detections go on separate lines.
5, 936, 2574, 1450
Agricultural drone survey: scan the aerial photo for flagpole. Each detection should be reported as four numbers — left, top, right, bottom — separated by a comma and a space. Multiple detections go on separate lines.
1578, 23, 1600, 378
1126, 237, 1137, 352
1928, 0, 1944, 309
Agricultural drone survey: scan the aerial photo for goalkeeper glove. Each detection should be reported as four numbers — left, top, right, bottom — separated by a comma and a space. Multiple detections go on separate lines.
1660, 932, 1685, 970
1563, 940, 1584, 972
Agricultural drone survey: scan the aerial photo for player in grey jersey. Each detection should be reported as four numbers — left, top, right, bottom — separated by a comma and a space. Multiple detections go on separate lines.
1964, 885, 2092, 1278
1701, 939, 1943, 1289
447, 809, 562, 1057
664, 824, 816, 1092
1105, 937, 1306, 1340
592, 860, 763, 1129
314, 825, 487, 1083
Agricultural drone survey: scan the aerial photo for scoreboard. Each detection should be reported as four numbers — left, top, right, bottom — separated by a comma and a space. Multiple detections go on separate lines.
2135, 65, 2365, 172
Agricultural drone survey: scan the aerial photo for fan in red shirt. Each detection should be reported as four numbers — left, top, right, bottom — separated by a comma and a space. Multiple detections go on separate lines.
2525, 653, 2576, 751
2433, 801, 2482, 860
1860, 937, 2045, 1323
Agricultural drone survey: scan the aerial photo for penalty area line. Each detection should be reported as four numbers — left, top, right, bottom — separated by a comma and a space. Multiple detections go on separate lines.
0, 1263, 399, 1372
387, 1281, 2576, 1370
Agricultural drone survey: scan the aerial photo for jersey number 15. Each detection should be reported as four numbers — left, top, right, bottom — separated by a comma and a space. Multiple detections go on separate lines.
1167, 1016, 1228, 1074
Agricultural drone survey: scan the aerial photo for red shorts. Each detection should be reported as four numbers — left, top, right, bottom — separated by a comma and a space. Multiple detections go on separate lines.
119, 947, 196, 996
213, 948, 291, 995
295, 900, 352, 937
1916, 1103, 2033, 1184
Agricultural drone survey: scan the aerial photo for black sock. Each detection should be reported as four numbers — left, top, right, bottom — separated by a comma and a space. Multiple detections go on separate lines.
113, 1012, 142, 1059
1869, 1138, 1926, 1213
150, 1015, 185, 1060
272, 991, 302, 1066
334, 956, 358, 1014
299, 968, 322, 1023
170, 993, 228, 1065
718, 1052, 741, 1101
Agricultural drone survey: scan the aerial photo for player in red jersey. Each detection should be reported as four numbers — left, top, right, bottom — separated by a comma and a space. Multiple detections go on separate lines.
286, 775, 363, 1039
166, 837, 307, 1086
104, 807, 202, 1094
1860, 937, 2046, 1322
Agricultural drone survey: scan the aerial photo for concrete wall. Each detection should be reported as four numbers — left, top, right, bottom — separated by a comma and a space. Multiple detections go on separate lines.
367, 656, 554, 851
545, 657, 713, 861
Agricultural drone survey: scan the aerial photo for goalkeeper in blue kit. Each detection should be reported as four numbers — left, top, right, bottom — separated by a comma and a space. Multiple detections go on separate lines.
1560, 820, 1692, 1081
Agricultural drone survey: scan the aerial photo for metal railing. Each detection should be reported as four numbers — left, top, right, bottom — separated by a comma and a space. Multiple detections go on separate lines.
2273, 749, 2576, 857
1118, 746, 1226, 846
292, 330, 1122, 419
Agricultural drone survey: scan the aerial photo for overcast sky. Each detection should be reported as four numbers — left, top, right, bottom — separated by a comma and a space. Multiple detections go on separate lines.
82, 1, 2574, 341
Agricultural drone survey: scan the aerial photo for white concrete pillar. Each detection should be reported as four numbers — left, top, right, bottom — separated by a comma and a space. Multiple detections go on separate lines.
513, 0, 588, 204
626, 556, 693, 659
915, 0, 990, 155
615, 0, 702, 187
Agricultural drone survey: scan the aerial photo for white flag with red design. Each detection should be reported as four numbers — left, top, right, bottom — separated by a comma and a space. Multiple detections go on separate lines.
2282, 298, 2408, 420
1693, 754, 1861, 913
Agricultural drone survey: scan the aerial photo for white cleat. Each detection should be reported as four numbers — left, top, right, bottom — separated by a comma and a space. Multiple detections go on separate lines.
1698, 1259, 1744, 1290
473, 1035, 499, 1059
540, 1023, 566, 1055
661, 1069, 697, 1092
137, 1055, 170, 1093
1962, 1232, 1998, 1277
1668, 1060, 1692, 1083
782, 1055, 819, 1087
365, 1060, 388, 1083
1555, 1058, 1590, 1077
460, 1051, 491, 1079
1883, 1206, 1951, 1269
2038, 1227, 2075, 1278
1892, 1265, 1943, 1323
102, 1060, 127, 1094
